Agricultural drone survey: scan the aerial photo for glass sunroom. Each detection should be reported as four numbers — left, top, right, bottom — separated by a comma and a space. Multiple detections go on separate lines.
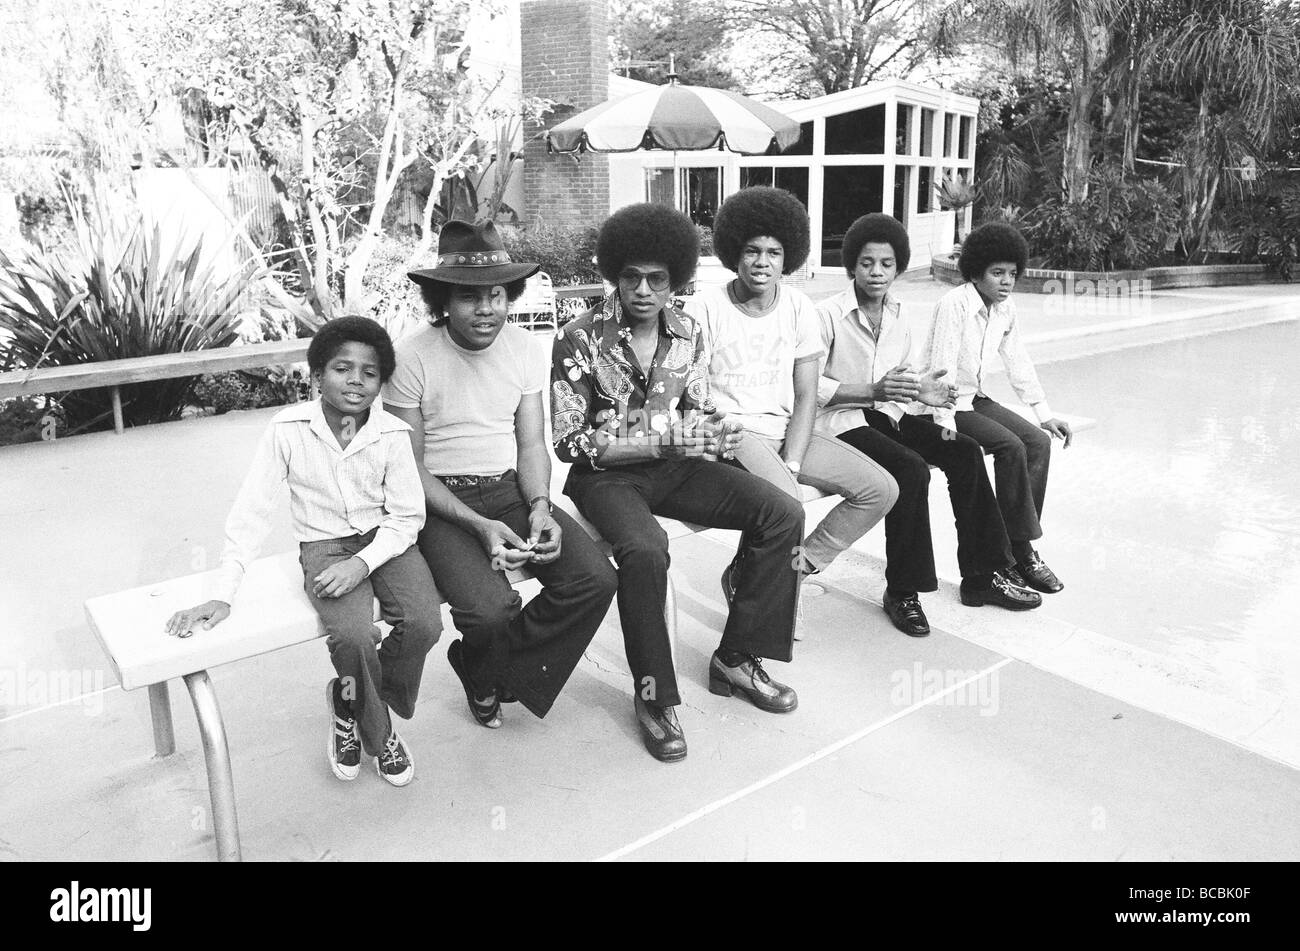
607, 78, 978, 275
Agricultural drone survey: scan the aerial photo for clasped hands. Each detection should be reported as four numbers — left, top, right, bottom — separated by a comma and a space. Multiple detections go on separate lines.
478, 504, 562, 572
874, 364, 957, 407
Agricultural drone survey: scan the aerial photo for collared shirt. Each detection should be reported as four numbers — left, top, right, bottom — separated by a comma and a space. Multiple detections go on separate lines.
927, 282, 1053, 430
213, 399, 425, 604
551, 294, 710, 467
814, 285, 930, 435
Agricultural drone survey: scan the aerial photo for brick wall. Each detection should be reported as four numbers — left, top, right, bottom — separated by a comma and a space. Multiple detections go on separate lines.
520, 0, 610, 231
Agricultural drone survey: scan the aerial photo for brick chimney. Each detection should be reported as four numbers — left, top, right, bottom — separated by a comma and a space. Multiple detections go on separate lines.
520, 0, 610, 231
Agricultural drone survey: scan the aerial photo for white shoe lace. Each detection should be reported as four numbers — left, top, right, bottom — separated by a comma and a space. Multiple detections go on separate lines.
333, 718, 359, 756
379, 733, 407, 771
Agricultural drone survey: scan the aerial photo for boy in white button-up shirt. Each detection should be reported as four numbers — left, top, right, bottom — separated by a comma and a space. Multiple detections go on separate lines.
166, 317, 440, 788
926, 222, 1072, 594
817, 214, 1041, 636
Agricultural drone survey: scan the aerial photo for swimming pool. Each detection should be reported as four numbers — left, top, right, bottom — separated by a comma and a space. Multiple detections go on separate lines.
970, 318, 1300, 705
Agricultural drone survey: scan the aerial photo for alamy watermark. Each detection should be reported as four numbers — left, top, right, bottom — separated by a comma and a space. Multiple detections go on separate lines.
1039, 274, 1153, 319
889, 662, 1000, 716
0, 663, 106, 716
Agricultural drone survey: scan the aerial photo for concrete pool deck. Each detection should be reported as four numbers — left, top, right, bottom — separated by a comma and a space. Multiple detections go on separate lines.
2, 277, 1299, 860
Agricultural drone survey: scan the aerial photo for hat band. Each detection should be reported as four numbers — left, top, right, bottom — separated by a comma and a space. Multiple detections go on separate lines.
437, 250, 514, 268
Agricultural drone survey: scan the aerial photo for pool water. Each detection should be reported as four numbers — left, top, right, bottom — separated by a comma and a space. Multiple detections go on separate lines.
974, 318, 1300, 702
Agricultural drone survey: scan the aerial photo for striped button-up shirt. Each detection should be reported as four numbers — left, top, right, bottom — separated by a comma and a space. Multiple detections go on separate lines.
926, 282, 1053, 431
214, 399, 425, 604
814, 285, 929, 435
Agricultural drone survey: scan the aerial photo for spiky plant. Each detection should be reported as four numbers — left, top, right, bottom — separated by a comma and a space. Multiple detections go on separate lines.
0, 186, 264, 431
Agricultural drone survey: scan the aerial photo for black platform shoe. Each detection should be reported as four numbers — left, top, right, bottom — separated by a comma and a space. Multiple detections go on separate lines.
633, 694, 687, 762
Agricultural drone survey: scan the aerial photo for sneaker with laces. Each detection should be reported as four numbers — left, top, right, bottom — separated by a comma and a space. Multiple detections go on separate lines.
375, 729, 414, 787
325, 678, 361, 781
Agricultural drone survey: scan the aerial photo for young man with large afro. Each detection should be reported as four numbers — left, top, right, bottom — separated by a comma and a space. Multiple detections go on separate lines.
685, 187, 898, 620
926, 220, 1073, 596
815, 213, 1042, 636
551, 201, 806, 765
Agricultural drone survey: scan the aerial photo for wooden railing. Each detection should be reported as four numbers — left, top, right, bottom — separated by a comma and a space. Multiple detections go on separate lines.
0, 284, 608, 434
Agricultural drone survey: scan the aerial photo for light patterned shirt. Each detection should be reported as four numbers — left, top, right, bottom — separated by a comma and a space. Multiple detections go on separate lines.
814, 285, 929, 435
926, 282, 1053, 431
213, 399, 425, 604
551, 295, 710, 468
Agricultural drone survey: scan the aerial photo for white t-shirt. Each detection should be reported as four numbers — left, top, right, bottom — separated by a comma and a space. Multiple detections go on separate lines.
687, 282, 824, 441
383, 322, 546, 476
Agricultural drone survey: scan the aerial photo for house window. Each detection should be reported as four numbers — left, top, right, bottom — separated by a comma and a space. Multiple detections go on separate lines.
784, 121, 815, 156
821, 165, 883, 266
959, 116, 973, 159
896, 104, 912, 155
916, 165, 934, 213
920, 108, 935, 157
681, 167, 721, 228
943, 114, 955, 157
825, 104, 886, 155
645, 168, 674, 206
893, 165, 911, 227
645, 166, 722, 227
740, 167, 810, 208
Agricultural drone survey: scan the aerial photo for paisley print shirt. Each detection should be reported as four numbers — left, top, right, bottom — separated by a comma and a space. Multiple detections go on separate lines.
550, 294, 711, 468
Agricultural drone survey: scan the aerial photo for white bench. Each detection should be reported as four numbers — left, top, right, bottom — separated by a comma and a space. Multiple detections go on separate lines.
83, 476, 697, 863
84, 407, 1094, 861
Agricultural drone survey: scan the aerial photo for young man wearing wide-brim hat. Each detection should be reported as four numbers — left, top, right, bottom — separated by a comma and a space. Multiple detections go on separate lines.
384, 220, 617, 732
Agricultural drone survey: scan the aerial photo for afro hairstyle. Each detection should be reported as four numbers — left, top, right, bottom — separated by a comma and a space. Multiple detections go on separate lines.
842, 213, 910, 275
596, 202, 700, 290
711, 186, 810, 274
307, 315, 397, 382
959, 222, 1029, 281
417, 277, 529, 326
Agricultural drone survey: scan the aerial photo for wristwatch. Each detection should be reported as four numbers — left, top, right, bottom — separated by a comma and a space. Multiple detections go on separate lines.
528, 495, 553, 513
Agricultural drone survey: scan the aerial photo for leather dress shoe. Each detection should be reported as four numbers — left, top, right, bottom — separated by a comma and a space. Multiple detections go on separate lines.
883, 591, 930, 637
447, 640, 502, 728
1015, 551, 1064, 593
960, 570, 1042, 610
633, 694, 687, 763
708, 651, 798, 713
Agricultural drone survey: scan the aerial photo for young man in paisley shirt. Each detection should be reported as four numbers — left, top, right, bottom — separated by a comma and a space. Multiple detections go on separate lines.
551, 203, 805, 764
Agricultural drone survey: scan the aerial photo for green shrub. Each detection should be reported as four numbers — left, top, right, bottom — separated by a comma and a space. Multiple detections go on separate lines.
1023, 166, 1180, 271
501, 223, 602, 286
1222, 173, 1300, 280
0, 186, 263, 432
0, 397, 64, 446
193, 366, 309, 414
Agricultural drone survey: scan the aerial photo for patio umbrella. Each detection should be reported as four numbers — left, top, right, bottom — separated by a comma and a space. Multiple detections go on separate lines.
545, 71, 801, 156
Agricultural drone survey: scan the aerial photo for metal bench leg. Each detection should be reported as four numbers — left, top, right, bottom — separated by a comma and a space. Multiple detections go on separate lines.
665, 575, 679, 684
183, 670, 241, 862
148, 682, 175, 757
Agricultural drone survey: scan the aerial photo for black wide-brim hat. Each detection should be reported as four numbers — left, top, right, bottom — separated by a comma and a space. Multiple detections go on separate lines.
407, 219, 540, 288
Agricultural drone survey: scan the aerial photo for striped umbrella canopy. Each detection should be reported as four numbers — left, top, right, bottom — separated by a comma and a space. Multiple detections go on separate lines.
546, 76, 801, 156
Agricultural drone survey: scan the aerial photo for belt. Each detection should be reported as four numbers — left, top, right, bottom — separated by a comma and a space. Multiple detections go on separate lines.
439, 472, 508, 487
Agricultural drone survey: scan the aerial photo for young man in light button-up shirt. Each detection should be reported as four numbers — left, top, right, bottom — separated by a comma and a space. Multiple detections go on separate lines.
166, 317, 440, 787
817, 214, 1041, 637
926, 221, 1072, 594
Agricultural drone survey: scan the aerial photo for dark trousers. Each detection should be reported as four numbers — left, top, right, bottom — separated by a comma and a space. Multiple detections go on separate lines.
838, 411, 1013, 589
954, 396, 1051, 547
417, 472, 617, 718
299, 532, 442, 756
567, 458, 804, 708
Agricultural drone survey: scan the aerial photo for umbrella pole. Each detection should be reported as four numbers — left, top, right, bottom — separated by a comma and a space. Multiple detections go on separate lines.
673, 149, 680, 215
